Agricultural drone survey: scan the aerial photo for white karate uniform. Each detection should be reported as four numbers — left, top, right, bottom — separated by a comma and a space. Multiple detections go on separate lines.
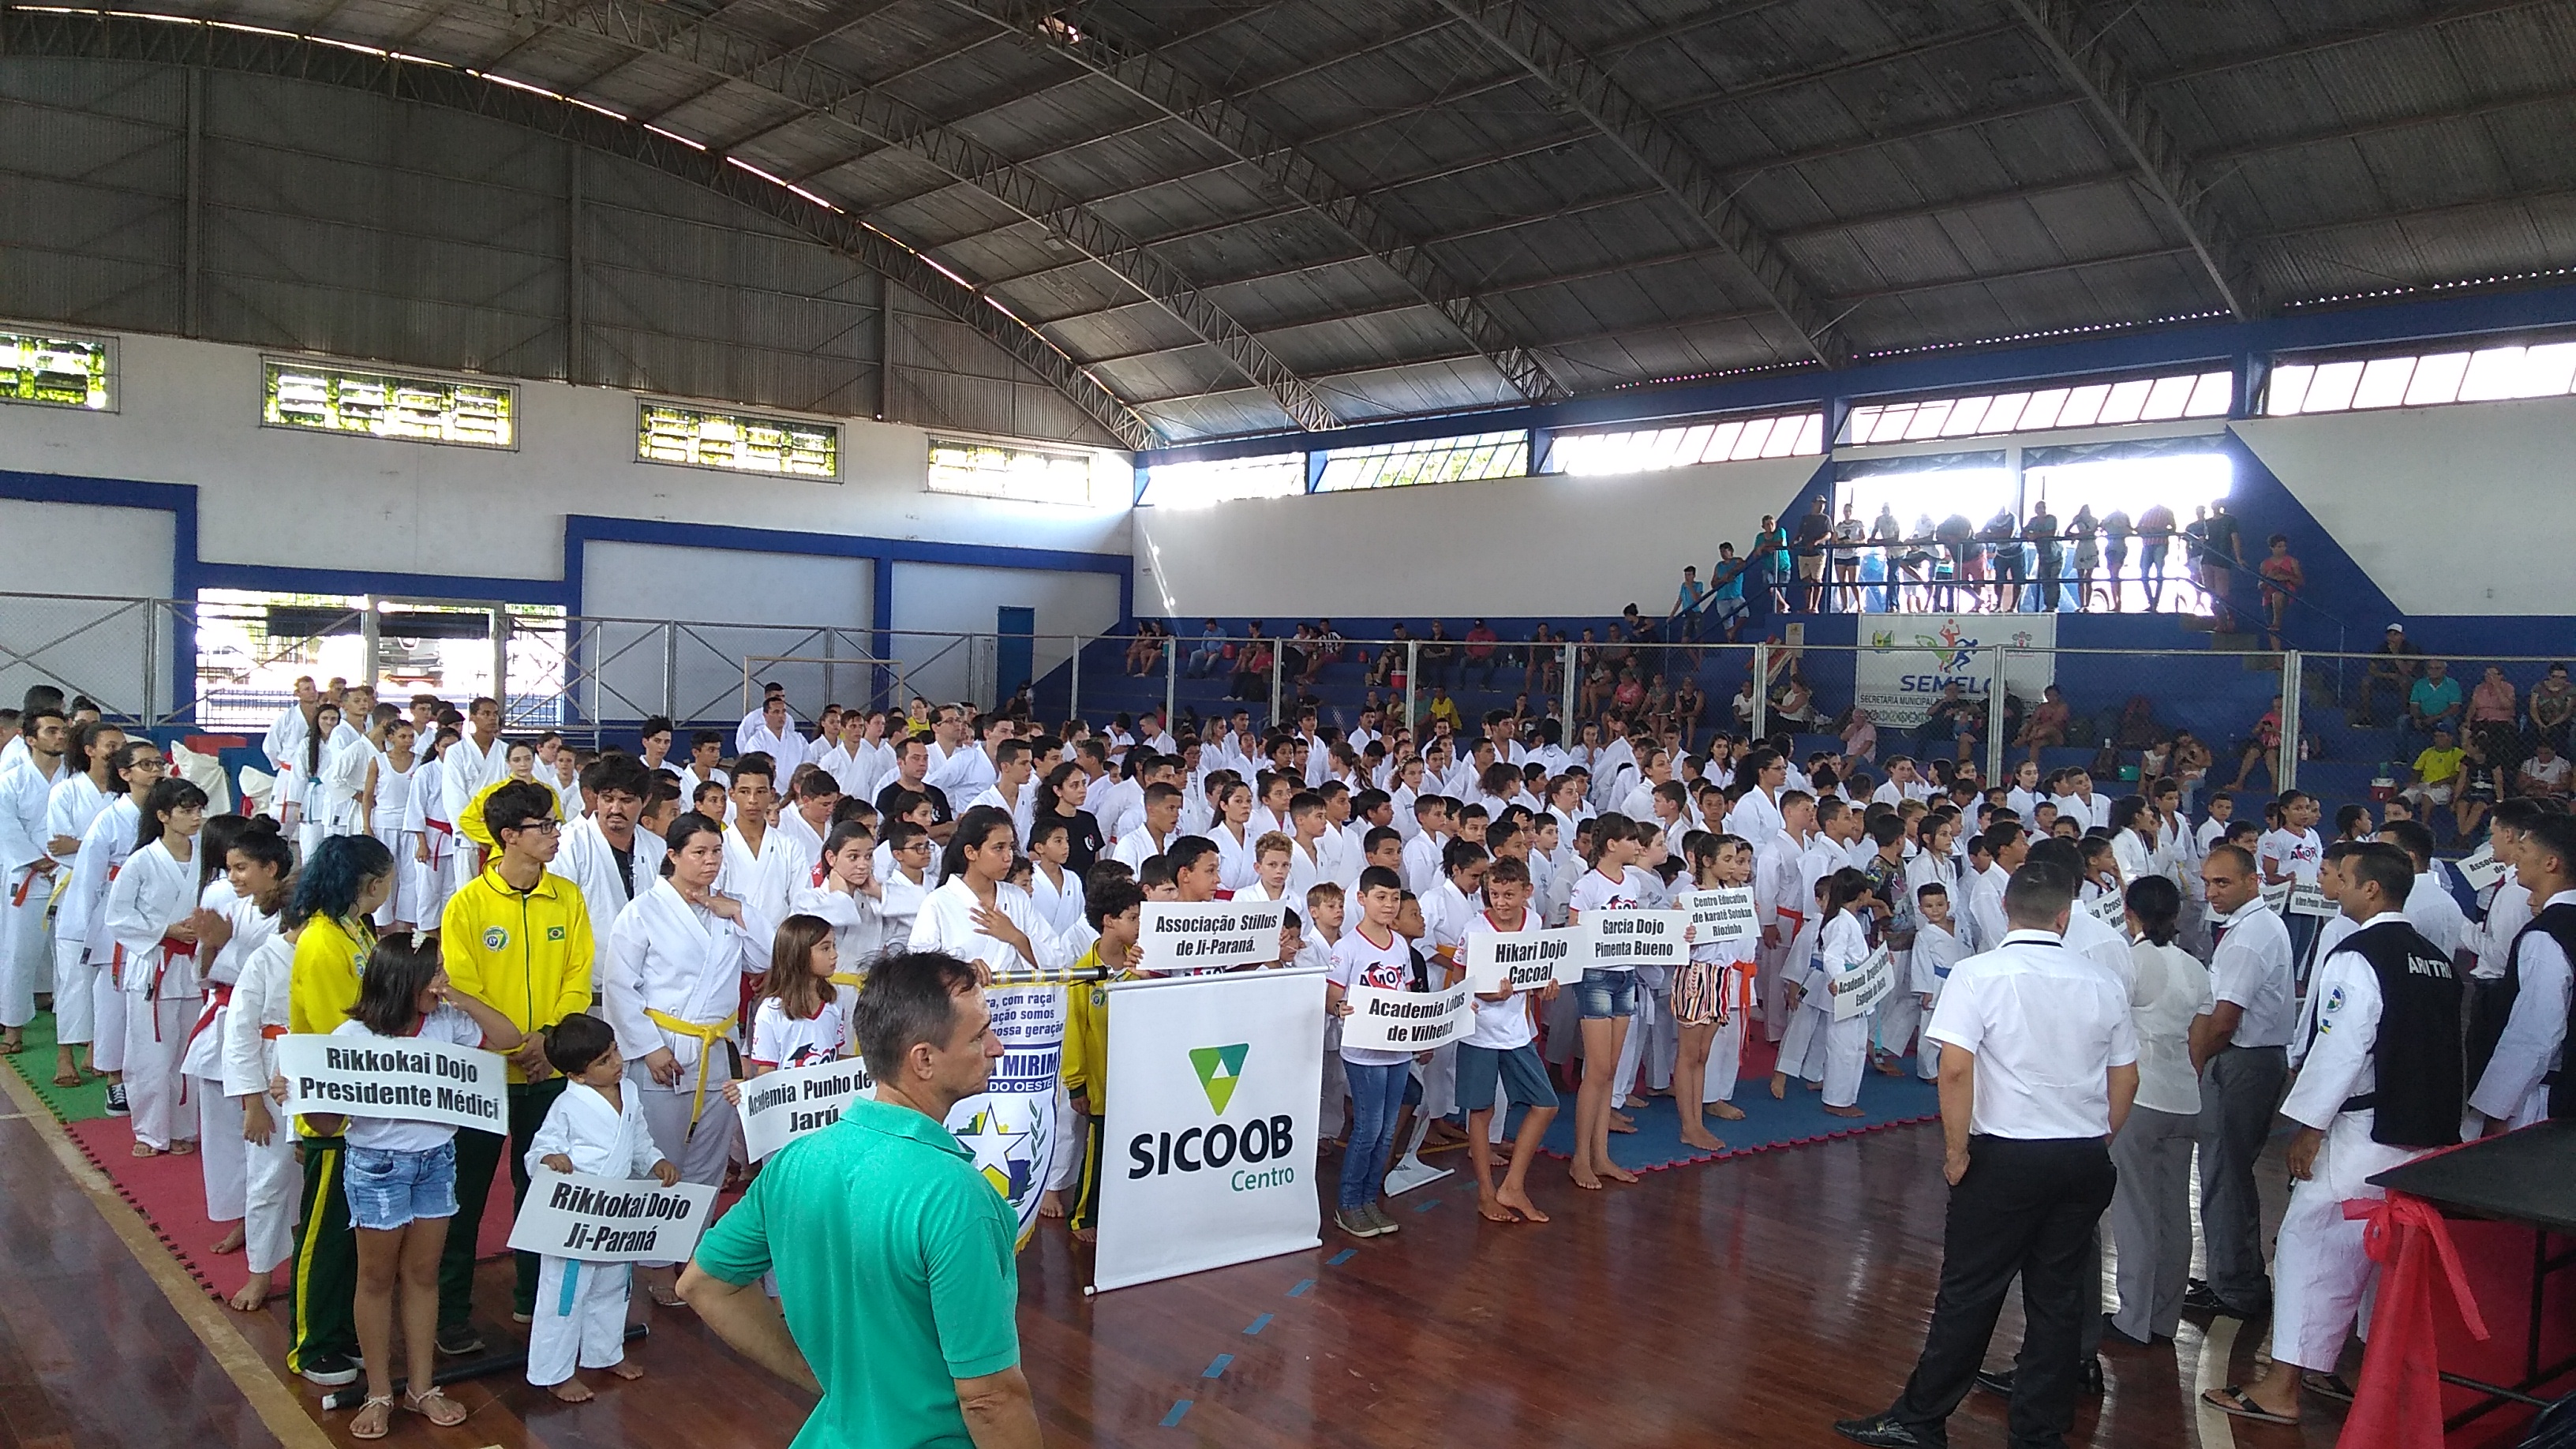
1211, 824, 1259, 893
404, 755, 454, 928
1784, 909, 1872, 1107
1723, 787, 1785, 849
1907, 922, 1966, 1079
2468, 889, 2573, 1129
717, 824, 803, 933
1752, 829, 1810, 1040
101, 837, 202, 1150
1027, 865, 1085, 944
54, 792, 136, 1052
905, 876, 1073, 977
524, 1082, 664, 1386
0, 752, 62, 1030
219, 930, 301, 1278
789, 883, 886, 1013
736, 716, 807, 773
2403, 872, 2466, 962
2270, 920, 2459, 1372
440, 734, 513, 891
550, 814, 666, 949
186, 888, 275, 1230
601, 880, 771, 1228
369, 751, 419, 928
1698, 929, 1758, 1103
1401, 829, 1443, 899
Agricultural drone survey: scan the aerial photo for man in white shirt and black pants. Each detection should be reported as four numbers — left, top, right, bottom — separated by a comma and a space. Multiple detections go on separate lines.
2185, 843, 2297, 1320
1837, 862, 2139, 1449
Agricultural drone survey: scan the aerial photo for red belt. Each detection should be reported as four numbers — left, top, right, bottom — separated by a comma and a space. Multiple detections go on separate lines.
9, 867, 43, 908
187, 982, 234, 1051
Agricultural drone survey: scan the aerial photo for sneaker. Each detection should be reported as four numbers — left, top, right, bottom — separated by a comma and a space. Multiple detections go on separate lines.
1334, 1208, 1382, 1238
296, 1352, 360, 1387
1365, 1201, 1401, 1236
434, 1325, 485, 1357
105, 1084, 129, 1117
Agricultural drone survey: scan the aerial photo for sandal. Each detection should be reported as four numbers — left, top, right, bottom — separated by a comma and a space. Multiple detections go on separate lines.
2202, 1386, 2298, 1425
350, 1395, 395, 1440
403, 1387, 469, 1427
2300, 1372, 2357, 1403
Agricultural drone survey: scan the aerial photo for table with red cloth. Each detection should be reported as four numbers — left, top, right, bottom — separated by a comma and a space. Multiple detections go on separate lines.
2357, 1121, 2576, 1448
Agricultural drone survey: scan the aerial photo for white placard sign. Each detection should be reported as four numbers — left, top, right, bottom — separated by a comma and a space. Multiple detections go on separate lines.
1683, 888, 1761, 943
507, 1172, 718, 1263
1137, 900, 1287, 974
276, 1034, 507, 1134
1461, 926, 1582, 993
2287, 880, 2336, 918
2457, 840, 2505, 892
1585, 908, 1692, 968
2091, 890, 2128, 928
2261, 878, 2294, 915
739, 1058, 875, 1163
1339, 983, 1476, 1052
1095, 968, 1325, 1292
1833, 945, 1898, 1021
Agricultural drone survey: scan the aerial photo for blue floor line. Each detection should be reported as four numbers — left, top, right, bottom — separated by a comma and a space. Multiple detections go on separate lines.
1413, 1198, 1440, 1212
1161, 1400, 1192, 1428
1325, 1248, 1355, 1266
1203, 1354, 1233, 1379
1244, 1312, 1272, 1335
1286, 1278, 1314, 1297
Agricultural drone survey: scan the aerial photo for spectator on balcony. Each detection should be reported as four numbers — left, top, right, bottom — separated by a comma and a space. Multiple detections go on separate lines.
2024, 499, 2062, 613
2529, 661, 2575, 751
2454, 732, 2503, 841
1832, 502, 1866, 612
1732, 678, 1758, 733
1668, 566, 1709, 653
1706, 543, 1752, 642
1672, 676, 1706, 751
1227, 627, 1271, 702
1463, 620, 1501, 690
1792, 498, 1834, 612
2100, 507, 2132, 612
1124, 621, 1165, 677
2256, 534, 2304, 646
1840, 707, 1878, 766
1751, 515, 1792, 614
2353, 624, 2421, 727
1772, 672, 1824, 731
1981, 507, 2021, 612
2229, 695, 2285, 794
2196, 501, 2246, 631
1522, 623, 1563, 700
2135, 501, 2177, 612
2068, 505, 2101, 612
2405, 658, 2465, 751
1185, 619, 1227, 678
1419, 620, 1458, 691
1934, 511, 1977, 612
1369, 623, 1410, 691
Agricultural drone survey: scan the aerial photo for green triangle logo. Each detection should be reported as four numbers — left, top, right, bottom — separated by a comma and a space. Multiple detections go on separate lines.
1188, 1043, 1250, 1115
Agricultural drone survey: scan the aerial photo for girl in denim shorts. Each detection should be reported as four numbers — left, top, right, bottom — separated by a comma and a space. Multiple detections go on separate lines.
1563, 813, 1646, 1191
317, 935, 522, 1439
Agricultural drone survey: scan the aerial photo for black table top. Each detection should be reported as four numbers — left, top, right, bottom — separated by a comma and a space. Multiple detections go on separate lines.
2370, 1120, 2576, 1237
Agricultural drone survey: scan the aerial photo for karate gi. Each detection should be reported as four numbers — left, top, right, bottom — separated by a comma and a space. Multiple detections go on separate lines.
186, 887, 275, 1230
1752, 829, 1810, 1040
440, 734, 513, 892
369, 751, 418, 928
789, 883, 887, 1011
219, 930, 301, 1279
100, 837, 201, 1150
1782, 909, 1873, 1106
601, 880, 770, 1231
53, 787, 132, 1050
404, 754, 455, 929
0, 751, 62, 1031
550, 815, 665, 949
523, 1082, 665, 1386
2468, 891, 2574, 1130
717, 825, 802, 938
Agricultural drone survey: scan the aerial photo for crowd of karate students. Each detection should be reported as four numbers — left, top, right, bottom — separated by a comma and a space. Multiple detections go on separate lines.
0, 667, 2565, 1437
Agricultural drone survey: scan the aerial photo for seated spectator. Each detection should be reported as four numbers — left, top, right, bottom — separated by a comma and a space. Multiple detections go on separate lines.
2529, 661, 2575, 751
2405, 657, 2464, 749
2468, 664, 2521, 771
2454, 731, 2501, 840
1772, 672, 1822, 728
1229, 630, 1273, 701
2229, 694, 2285, 792
1420, 620, 1458, 688
2170, 731, 2212, 811
2518, 739, 2570, 799
1462, 619, 1500, 688
1185, 618, 1228, 678
2399, 725, 2464, 819
1732, 678, 1758, 732
1672, 677, 1705, 749
2353, 623, 2421, 726
1522, 623, 1563, 698
1840, 706, 1878, 764
2256, 532, 2302, 642
1125, 620, 1166, 676
2014, 683, 2070, 762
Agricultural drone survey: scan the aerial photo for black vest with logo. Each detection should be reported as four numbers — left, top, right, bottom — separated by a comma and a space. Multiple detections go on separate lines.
2325, 919, 2465, 1148
2491, 901, 2576, 1120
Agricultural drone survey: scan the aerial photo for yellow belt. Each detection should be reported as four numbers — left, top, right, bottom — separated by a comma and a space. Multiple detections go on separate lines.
829, 972, 865, 990
645, 1006, 736, 1135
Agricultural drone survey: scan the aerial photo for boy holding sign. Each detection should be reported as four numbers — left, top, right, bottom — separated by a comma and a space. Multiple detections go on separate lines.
309, 937, 522, 1438
526, 1013, 680, 1401
1326, 867, 1413, 1239
1459, 857, 1559, 1224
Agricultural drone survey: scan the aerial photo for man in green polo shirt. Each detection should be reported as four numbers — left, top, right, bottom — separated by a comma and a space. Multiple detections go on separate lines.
680, 950, 1039, 1449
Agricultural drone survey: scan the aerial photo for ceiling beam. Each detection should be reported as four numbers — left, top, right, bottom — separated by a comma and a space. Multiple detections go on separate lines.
0, 5, 1155, 447
2005, 0, 2257, 320
479, 0, 1342, 430
939, 0, 1564, 403
1429, 0, 1841, 367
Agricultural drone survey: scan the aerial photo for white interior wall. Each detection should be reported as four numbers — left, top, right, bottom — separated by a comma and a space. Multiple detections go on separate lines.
1134, 455, 1827, 619
886, 563, 1123, 707
2234, 395, 2576, 616
578, 540, 873, 721
0, 331, 1131, 584
0, 498, 177, 717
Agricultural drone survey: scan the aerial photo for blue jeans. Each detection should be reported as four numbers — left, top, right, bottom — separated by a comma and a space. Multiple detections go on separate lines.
1338, 1061, 1410, 1211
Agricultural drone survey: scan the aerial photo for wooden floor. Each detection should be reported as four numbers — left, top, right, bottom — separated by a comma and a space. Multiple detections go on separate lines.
0, 1103, 2354, 1449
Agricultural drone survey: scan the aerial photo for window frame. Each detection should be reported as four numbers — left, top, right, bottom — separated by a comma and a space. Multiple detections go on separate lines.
0, 323, 117, 413
260, 356, 519, 451
636, 399, 843, 482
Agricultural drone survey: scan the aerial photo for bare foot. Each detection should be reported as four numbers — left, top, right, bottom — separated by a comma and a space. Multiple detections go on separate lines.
1608, 1114, 1638, 1135
605, 1361, 645, 1380
1805, 1080, 1824, 1092
1495, 1186, 1549, 1222
1569, 1167, 1603, 1190
210, 1225, 245, 1256
1824, 1104, 1865, 1118
1768, 1073, 1788, 1100
227, 1278, 271, 1312
1677, 1128, 1726, 1151
170, 1139, 198, 1155
1477, 1193, 1519, 1223
1708, 1102, 1747, 1121
1601, 1163, 1640, 1184
1072, 1226, 1096, 1245
1037, 1189, 1065, 1220
548, 1380, 596, 1402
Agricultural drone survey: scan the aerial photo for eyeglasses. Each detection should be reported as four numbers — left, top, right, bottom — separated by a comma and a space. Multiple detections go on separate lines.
507, 818, 561, 835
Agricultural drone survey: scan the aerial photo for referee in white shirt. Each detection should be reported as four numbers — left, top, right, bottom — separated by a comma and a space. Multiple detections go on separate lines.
2184, 843, 2297, 1320
1837, 862, 2138, 1449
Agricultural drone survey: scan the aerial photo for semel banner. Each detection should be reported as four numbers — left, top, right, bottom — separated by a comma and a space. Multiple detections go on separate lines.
1093, 967, 1326, 1293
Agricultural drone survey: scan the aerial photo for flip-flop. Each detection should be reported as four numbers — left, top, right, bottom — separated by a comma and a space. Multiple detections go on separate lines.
2202, 1386, 2298, 1425
2300, 1372, 2357, 1403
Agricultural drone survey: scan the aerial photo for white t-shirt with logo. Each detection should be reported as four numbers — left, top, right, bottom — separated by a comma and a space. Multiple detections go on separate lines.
1462, 910, 1541, 1050
748, 998, 849, 1070
2259, 826, 2324, 886
1329, 927, 1416, 1068
333, 1005, 484, 1153
1567, 867, 1642, 971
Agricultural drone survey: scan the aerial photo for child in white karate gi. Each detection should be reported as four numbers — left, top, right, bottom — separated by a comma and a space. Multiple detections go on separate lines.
525, 1011, 679, 1401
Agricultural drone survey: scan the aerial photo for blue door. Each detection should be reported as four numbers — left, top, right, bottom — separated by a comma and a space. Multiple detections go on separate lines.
996, 606, 1035, 706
